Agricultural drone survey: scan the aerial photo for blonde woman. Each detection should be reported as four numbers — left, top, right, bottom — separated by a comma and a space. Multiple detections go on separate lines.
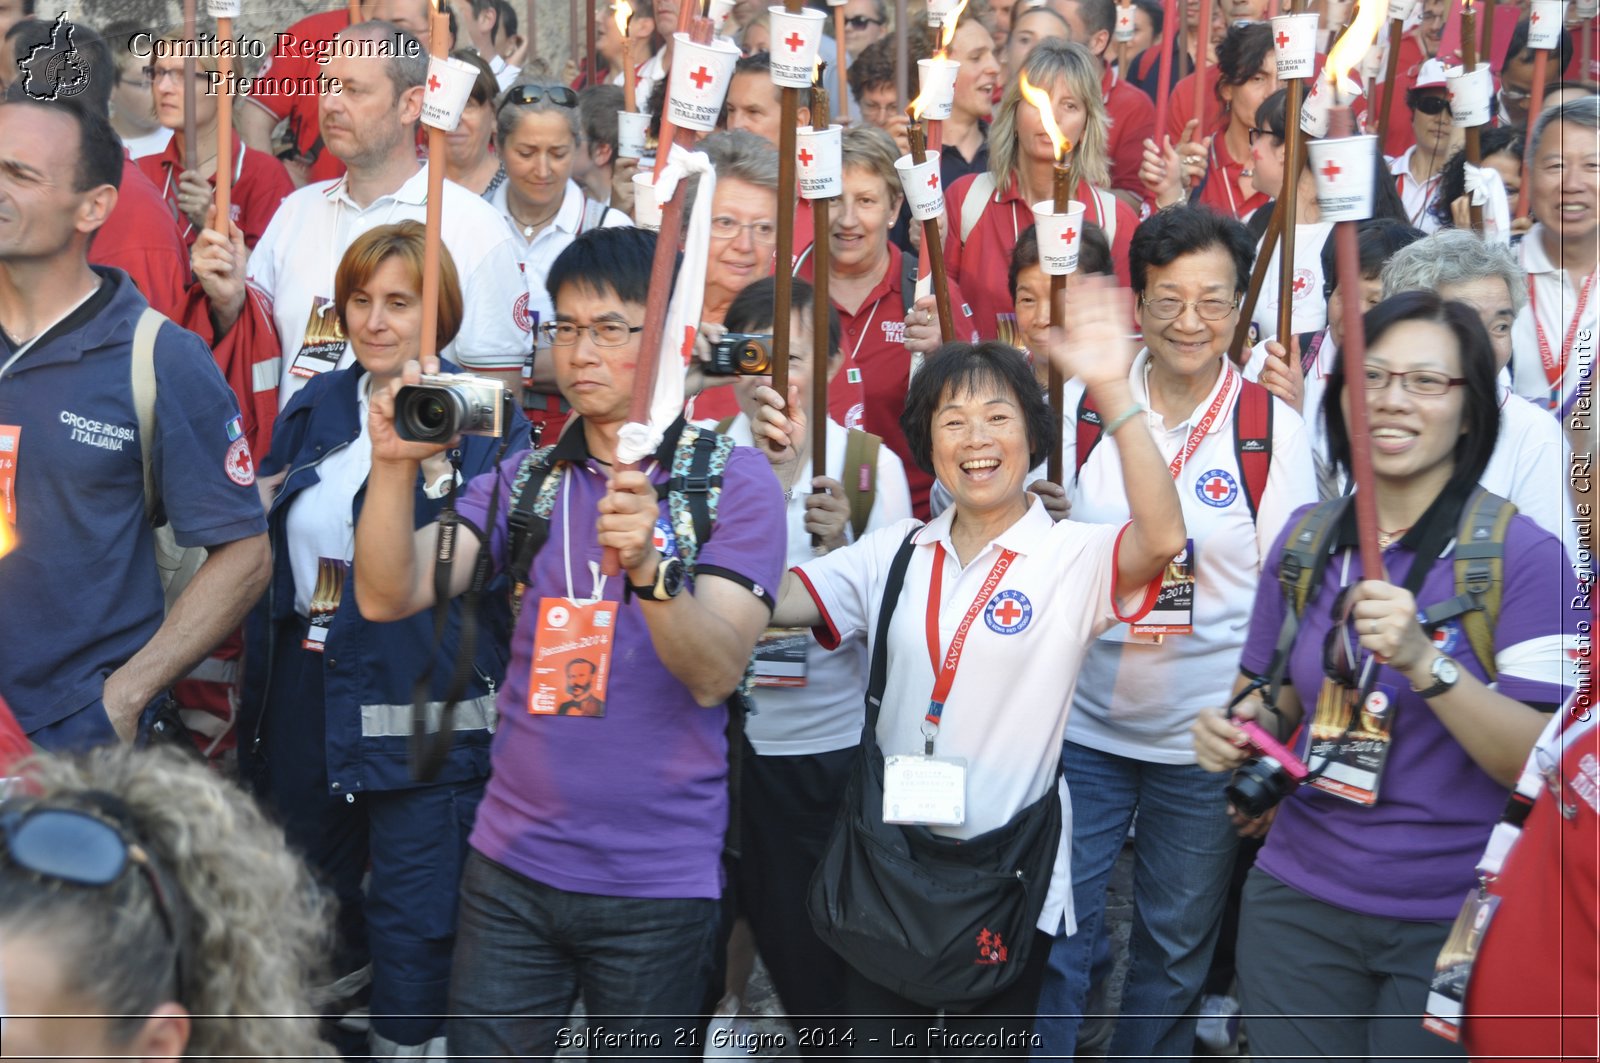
944, 39, 1139, 340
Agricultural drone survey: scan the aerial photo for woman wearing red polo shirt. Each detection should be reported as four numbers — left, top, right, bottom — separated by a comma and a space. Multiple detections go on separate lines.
946, 40, 1139, 340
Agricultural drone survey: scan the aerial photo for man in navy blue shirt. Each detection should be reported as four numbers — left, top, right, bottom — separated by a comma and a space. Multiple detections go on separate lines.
0, 92, 269, 749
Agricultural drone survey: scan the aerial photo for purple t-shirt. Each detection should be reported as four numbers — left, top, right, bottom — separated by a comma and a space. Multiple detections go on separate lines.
1240, 502, 1580, 922
453, 425, 785, 899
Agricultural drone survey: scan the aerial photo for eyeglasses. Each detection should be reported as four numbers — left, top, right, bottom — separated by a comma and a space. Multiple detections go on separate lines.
1412, 94, 1451, 116
710, 216, 779, 243
844, 15, 885, 28
1140, 295, 1240, 321
144, 66, 211, 86
1247, 126, 1282, 146
1, 804, 186, 1003
1362, 366, 1466, 396
497, 83, 579, 114
1498, 85, 1532, 104
540, 320, 645, 346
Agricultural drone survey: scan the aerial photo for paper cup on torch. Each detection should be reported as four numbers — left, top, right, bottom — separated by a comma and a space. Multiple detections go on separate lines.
1445, 62, 1493, 127
616, 110, 650, 159
767, 7, 827, 87
707, 0, 736, 36
206, 0, 241, 15
1527, 0, 1567, 49
667, 34, 740, 131
797, 125, 844, 200
420, 55, 478, 131
926, 0, 960, 25
1269, 14, 1319, 78
895, 151, 945, 220
1300, 75, 1332, 137
915, 58, 961, 120
632, 172, 663, 230
1386, 0, 1418, 21
1307, 135, 1378, 223
1578, 0, 1598, 19
1031, 200, 1087, 275
1114, 4, 1137, 41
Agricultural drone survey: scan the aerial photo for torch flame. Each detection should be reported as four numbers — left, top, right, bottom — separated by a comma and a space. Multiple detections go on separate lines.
0, 517, 13, 561
1324, 0, 1384, 96
936, 0, 971, 56
614, 0, 632, 35
1019, 74, 1070, 161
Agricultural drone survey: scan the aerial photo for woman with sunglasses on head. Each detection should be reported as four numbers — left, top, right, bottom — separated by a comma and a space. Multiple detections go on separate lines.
443, 50, 507, 199
241, 223, 531, 1060
1193, 291, 1580, 1062
0, 745, 333, 1060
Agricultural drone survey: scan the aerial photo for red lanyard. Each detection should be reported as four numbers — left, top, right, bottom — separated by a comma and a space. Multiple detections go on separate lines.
1165, 366, 1237, 479
922, 547, 1018, 743
1528, 268, 1597, 409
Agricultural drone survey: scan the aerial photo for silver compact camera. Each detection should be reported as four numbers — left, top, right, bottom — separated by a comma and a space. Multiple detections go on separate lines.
393, 373, 512, 443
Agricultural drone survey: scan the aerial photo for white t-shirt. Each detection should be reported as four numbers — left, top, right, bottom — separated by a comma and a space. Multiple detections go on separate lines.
1511, 224, 1598, 416
285, 378, 374, 615
726, 414, 914, 755
247, 165, 532, 408
796, 499, 1157, 935
1482, 385, 1577, 559
1389, 146, 1444, 234
1065, 353, 1317, 762
489, 178, 632, 331
1252, 220, 1335, 342
123, 126, 174, 160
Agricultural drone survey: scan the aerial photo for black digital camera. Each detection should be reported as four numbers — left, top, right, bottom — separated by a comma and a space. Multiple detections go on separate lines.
394, 374, 512, 444
704, 333, 774, 376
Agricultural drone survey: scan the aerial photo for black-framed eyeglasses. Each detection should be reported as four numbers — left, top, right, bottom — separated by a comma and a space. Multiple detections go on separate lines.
1247, 126, 1282, 146
1412, 94, 1451, 116
1, 805, 186, 1004
540, 320, 645, 346
1362, 366, 1467, 397
844, 15, 885, 28
497, 83, 579, 114
1139, 295, 1240, 321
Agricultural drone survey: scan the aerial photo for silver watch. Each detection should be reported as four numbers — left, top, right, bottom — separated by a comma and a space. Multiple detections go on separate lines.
1412, 655, 1461, 699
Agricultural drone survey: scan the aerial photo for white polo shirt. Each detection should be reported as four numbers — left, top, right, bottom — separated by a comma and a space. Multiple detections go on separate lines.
247, 164, 532, 408
1389, 147, 1444, 233
725, 414, 914, 756
795, 499, 1159, 935
1251, 220, 1335, 342
1065, 353, 1317, 763
1482, 385, 1577, 557
489, 178, 632, 332
1511, 224, 1599, 416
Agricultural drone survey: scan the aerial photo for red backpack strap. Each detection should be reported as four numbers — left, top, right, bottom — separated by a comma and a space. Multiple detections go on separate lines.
1075, 388, 1102, 485
1233, 379, 1273, 521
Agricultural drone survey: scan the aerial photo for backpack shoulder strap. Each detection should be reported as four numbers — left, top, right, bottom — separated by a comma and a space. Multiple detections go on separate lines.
1420, 488, 1516, 681
1277, 496, 1349, 619
1074, 388, 1103, 485
900, 245, 920, 311
959, 172, 995, 244
667, 425, 733, 569
130, 308, 169, 526
842, 428, 881, 541
1233, 378, 1274, 522
506, 445, 561, 589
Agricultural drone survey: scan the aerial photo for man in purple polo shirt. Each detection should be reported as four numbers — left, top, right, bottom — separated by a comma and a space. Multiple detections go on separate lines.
354, 226, 785, 1058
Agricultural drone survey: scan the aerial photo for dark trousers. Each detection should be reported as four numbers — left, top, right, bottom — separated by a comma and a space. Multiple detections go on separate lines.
448, 849, 722, 1062
256, 634, 484, 1047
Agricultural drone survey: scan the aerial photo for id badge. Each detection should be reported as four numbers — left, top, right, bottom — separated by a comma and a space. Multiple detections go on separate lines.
1132, 537, 1195, 640
1423, 889, 1501, 1043
883, 754, 967, 826
0, 424, 19, 530
528, 597, 617, 717
752, 627, 808, 688
289, 296, 348, 379
303, 557, 348, 652
1306, 678, 1399, 805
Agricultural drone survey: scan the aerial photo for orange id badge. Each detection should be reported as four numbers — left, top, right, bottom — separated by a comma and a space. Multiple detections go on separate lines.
288, 296, 347, 379
1132, 538, 1194, 641
0, 424, 18, 524
528, 598, 617, 717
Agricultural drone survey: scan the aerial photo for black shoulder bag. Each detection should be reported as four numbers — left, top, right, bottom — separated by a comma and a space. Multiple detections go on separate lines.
806, 531, 1063, 1010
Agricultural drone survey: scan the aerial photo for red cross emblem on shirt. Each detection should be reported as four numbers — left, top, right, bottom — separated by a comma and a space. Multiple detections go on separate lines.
785, 31, 806, 51
1293, 274, 1309, 293
798, 147, 814, 165
993, 600, 1024, 626
690, 65, 713, 89
428, 73, 442, 92
1119, 13, 1130, 25
1320, 159, 1342, 182
1203, 476, 1231, 500
1531, 10, 1541, 22
1063, 227, 1077, 242
927, 172, 939, 189
1275, 30, 1291, 49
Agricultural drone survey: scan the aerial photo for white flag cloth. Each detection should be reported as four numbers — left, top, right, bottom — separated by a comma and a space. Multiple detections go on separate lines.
616, 143, 717, 466
1462, 162, 1512, 245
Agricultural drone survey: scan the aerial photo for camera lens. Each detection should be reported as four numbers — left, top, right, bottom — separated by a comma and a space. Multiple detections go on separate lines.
1225, 757, 1295, 819
737, 340, 771, 375
395, 386, 466, 444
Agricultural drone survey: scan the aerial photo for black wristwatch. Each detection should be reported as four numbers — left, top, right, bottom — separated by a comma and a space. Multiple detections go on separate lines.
1412, 654, 1461, 699
628, 553, 685, 602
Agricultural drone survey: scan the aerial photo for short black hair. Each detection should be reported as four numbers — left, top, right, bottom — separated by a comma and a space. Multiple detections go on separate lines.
1430, 124, 1526, 228
10, 17, 112, 118
1503, 16, 1574, 73
1320, 218, 1424, 297
1009, 221, 1112, 298
1215, 20, 1273, 90
724, 276, 843, 359
1133, 0, 1163, 37
2, 92, 124, 194
546, 226, 660, 308
1128, 205, 1256, 295
1323, 290, 1501, 494
900, 342, 1056, 476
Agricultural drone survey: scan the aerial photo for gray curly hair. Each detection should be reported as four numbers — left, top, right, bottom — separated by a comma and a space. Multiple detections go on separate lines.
1380, 229, 1528, 315
0, 746, 334, 1059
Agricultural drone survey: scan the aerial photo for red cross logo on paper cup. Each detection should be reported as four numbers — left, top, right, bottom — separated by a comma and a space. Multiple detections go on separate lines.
668, 33, 741, 131
205, 0, 242, 16
925, 0, 961, 26
1299, 75, 1333, 137
796, 124, 844, 200
895, 151, 945, 220
1445, 62, 1492, 127
1269, 13, 1319, 79
1114, 4, 1137, 41
1030, 199, 1087, 276
1308, 135, 1379, 223
421, 55, 479, 132
915, 58, 960, 120
1528, 0, 1566, 50
767, 6, 826, 87
707, 0, 737, 36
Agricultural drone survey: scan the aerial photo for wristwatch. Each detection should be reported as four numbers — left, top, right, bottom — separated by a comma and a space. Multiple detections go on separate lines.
1412, 654, 1462, 699
628, 553, 686, 602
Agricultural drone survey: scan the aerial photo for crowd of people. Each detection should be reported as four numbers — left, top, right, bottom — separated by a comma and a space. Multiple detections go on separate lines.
0, 0, 1594, 1059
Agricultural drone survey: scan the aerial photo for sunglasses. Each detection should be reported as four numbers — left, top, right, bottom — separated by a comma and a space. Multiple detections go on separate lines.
1, 804, 187, 1004
497, 83, 579, 114
1412, 94, 1450, 116
845, 15, 885, 28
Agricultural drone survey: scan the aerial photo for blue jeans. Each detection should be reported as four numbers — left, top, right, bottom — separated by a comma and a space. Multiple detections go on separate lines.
1034, 740, 1239, 1062
447, 849, 721, 1061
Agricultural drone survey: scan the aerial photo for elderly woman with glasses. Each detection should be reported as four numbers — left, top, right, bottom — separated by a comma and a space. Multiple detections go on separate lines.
1193, 290, 1579, 1062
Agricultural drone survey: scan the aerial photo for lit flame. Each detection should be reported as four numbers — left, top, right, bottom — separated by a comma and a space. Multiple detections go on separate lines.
0, 517, 13, 562
1019, 74, 1070, 161
614, 0, 632, 35
936, 0, 971, 56
1325, 0, 1384, 97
